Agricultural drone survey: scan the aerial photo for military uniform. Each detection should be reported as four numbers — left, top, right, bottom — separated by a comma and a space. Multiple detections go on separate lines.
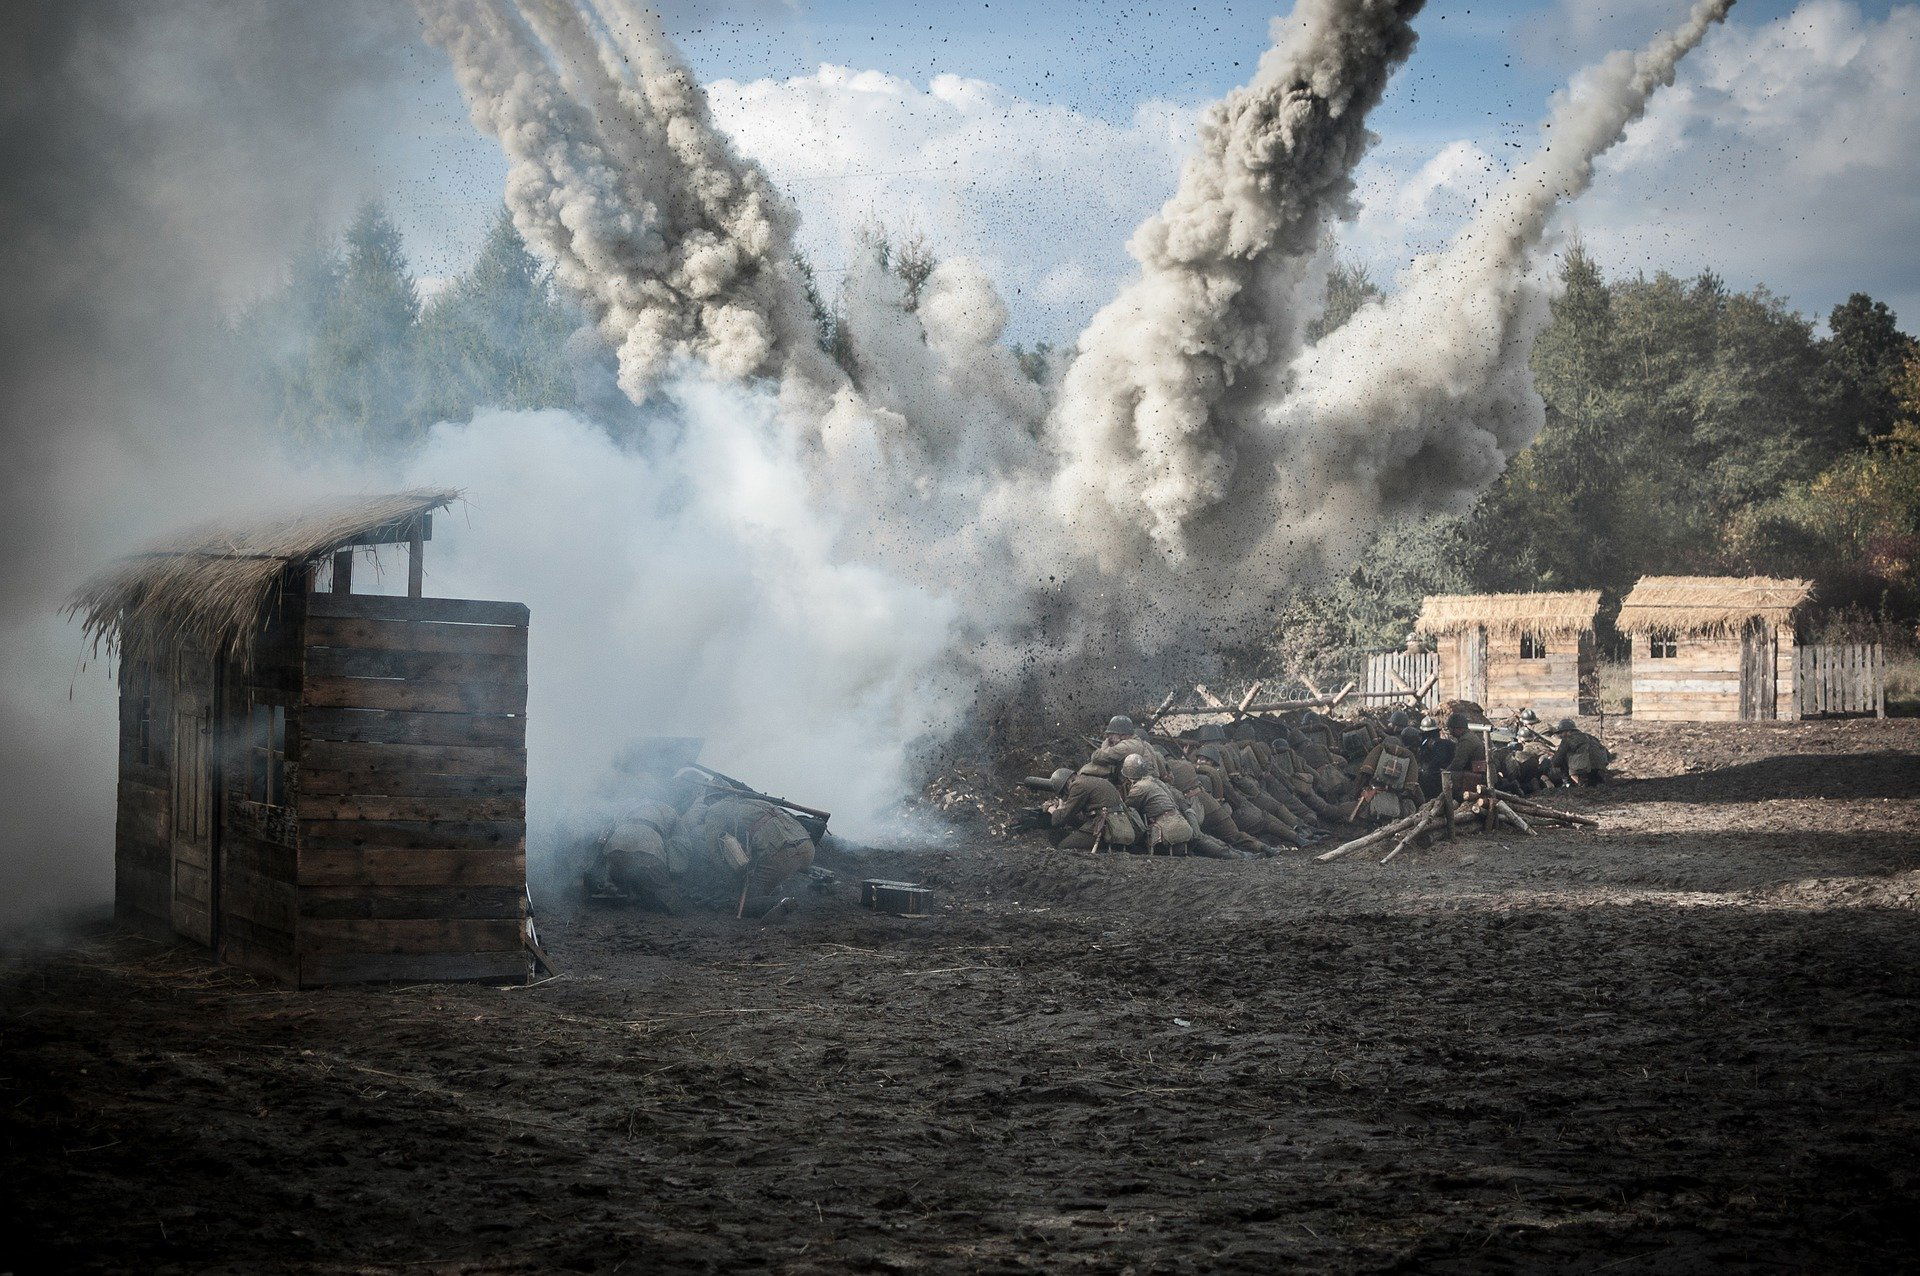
1124, 773, 1195, 853
1553, 726, 1613, 785
590, 798, 684, 908
1445, 727, 1489, 793
1049, 754, 1139, 849
1356, 737, 1422, 822
670, 793, 816, 917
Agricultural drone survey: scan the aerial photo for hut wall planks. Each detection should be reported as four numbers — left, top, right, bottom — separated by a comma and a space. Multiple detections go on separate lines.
293, 592, 531, 987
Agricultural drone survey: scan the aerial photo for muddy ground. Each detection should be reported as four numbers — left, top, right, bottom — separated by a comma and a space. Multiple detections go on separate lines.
4, 718, 1919, 1272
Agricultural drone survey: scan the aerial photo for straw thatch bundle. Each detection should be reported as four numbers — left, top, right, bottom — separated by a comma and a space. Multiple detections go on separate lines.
1415, 591, 1601, 641
1616, 575, 1812, 637
68, 489, 458, 667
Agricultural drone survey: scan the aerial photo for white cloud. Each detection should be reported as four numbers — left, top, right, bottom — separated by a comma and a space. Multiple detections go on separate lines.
705, 65, 1198, 345
1344, 1, 1920, 329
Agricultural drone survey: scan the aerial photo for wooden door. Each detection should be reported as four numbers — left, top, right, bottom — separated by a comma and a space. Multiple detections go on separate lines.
1461, 627, 1488, 705
169, 663, 216, 945
1740, 620, 1777, 721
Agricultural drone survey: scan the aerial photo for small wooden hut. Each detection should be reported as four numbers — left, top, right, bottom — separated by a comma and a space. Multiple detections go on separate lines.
1414, 591, 1601, 719
1617, 575, 1810, 721
71, 490, 533, 986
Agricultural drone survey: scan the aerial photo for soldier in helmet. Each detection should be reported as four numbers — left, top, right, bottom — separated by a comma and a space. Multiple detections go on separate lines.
668, 787, 818, 920
586, 797, 687, 911
1355, 728, 1423, 823
1120, 753, 1205, 855
1165, 751, 1266, 856
1443, 710, 1489, 795
1414, 715, 1454, 800
1550, 718, 1614, 786
1047, 750, 1140, 850
1105, 714, 1170, 780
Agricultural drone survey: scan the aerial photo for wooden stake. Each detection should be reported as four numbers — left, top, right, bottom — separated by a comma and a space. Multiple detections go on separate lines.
1379, 816, 1436, 865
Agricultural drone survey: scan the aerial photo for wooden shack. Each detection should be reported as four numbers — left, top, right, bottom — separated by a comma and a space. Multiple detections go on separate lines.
1617, 575, 1809, 721
71, 490, 534, 986
1414, 591, 1601, 719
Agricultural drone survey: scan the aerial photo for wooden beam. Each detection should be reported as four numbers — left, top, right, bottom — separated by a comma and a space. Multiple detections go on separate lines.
330, 549, 353, 595
407, 522, 425, 599
1234, 682, 1264, 717
1193, 684, 1229, 709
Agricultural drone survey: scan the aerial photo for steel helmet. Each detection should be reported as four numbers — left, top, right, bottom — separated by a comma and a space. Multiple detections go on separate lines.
1105, 715, 1135, 736
1196, 723, 1228, 743
1557, 717, 1578, 734
1120, 754, 1149, 780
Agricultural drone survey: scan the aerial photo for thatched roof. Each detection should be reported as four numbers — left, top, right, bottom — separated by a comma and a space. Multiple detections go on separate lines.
69, 489, 457, 665
1616, 575, 1812, 636
1415, 591, 1601, 640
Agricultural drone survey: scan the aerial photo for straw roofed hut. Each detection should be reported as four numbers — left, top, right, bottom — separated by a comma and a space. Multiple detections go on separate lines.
1617, 576, 1812, 721
1414, 591, 1601, 719
70, 490, 534, 986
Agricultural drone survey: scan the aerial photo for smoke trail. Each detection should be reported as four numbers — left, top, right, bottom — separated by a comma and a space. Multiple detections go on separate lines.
1045, 0, 1424, 564
1236, 0, 1738, 572
416, 0, 843, 413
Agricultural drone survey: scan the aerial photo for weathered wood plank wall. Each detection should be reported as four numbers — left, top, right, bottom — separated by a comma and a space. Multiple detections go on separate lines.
293, 591, 531, 987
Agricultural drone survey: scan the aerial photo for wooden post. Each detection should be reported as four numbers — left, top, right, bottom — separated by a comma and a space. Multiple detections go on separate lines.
1876, 643, 1886, 719
330, 549, 353, 595
407, 522, 425, 599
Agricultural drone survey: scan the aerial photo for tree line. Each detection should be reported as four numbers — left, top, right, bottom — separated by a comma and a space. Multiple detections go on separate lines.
236, 203, 1918, 674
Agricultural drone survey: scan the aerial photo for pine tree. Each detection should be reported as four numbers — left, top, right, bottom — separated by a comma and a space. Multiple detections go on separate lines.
1824, 292, 1915, 448
314, 201, 422, 450
415, 208, 577, 423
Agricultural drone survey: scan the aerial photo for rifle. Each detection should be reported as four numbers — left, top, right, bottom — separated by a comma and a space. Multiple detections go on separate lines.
686, 763, 832, 842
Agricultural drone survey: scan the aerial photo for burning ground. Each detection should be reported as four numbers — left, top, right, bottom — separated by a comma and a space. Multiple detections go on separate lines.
4, 717, 1917, 1271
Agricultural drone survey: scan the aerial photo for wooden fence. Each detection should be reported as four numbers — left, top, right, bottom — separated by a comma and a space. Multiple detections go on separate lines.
1796, 642, 1885, 718
1363, 651, 1441, 706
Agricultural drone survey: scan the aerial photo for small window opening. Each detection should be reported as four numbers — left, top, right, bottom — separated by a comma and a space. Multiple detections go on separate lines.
1650, 632, 1679, 660
1520, 633, 1548, 660
247, 702, 287, 807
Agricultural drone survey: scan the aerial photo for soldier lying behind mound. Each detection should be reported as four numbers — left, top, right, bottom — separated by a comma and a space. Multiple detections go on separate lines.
668, 787, 817, 921
587, 798, 687, 912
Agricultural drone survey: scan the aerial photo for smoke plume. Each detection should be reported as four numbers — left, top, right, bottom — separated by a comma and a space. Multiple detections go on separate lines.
1240, 0, 1739, 568
1046, 0, 1424, 562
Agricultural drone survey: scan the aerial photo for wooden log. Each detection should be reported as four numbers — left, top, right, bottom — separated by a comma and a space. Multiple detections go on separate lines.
1494, 801, 1533, 835
294, 793, 526, 822
1379, 816, 1436, 865
302, 676, 527, 716
296, 770, 526, 799
299, 738, 526, 778
300, 916, 524, 955
1317, 803, 1433, 862
306, 593, 529, 627
305, 615, 527, 658
298, 819, 524, 853
300, 884, 526, 921
1140, 689, 1180, 730
303, 648, 526, 687
298, 846, 526, 888
1498, 794, 1599, 827
300, 707, 525, 749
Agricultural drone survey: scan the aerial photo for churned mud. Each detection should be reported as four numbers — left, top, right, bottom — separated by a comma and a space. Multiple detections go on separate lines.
4, 719, 1918, 1272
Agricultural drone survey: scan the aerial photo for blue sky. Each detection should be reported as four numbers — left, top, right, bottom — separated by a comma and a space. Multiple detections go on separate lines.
377, 0, 1920, 341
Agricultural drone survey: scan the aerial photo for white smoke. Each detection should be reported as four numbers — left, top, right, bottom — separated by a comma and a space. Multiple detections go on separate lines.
392, 392, 965, 845
1241, 0, 1739, 567
1045, 0, 1424, 563
394, 0, 1735, 841
416, 0, 843, 413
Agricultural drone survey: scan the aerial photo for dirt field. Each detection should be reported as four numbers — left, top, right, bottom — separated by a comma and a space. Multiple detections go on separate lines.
4, 718, 1919, 1272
